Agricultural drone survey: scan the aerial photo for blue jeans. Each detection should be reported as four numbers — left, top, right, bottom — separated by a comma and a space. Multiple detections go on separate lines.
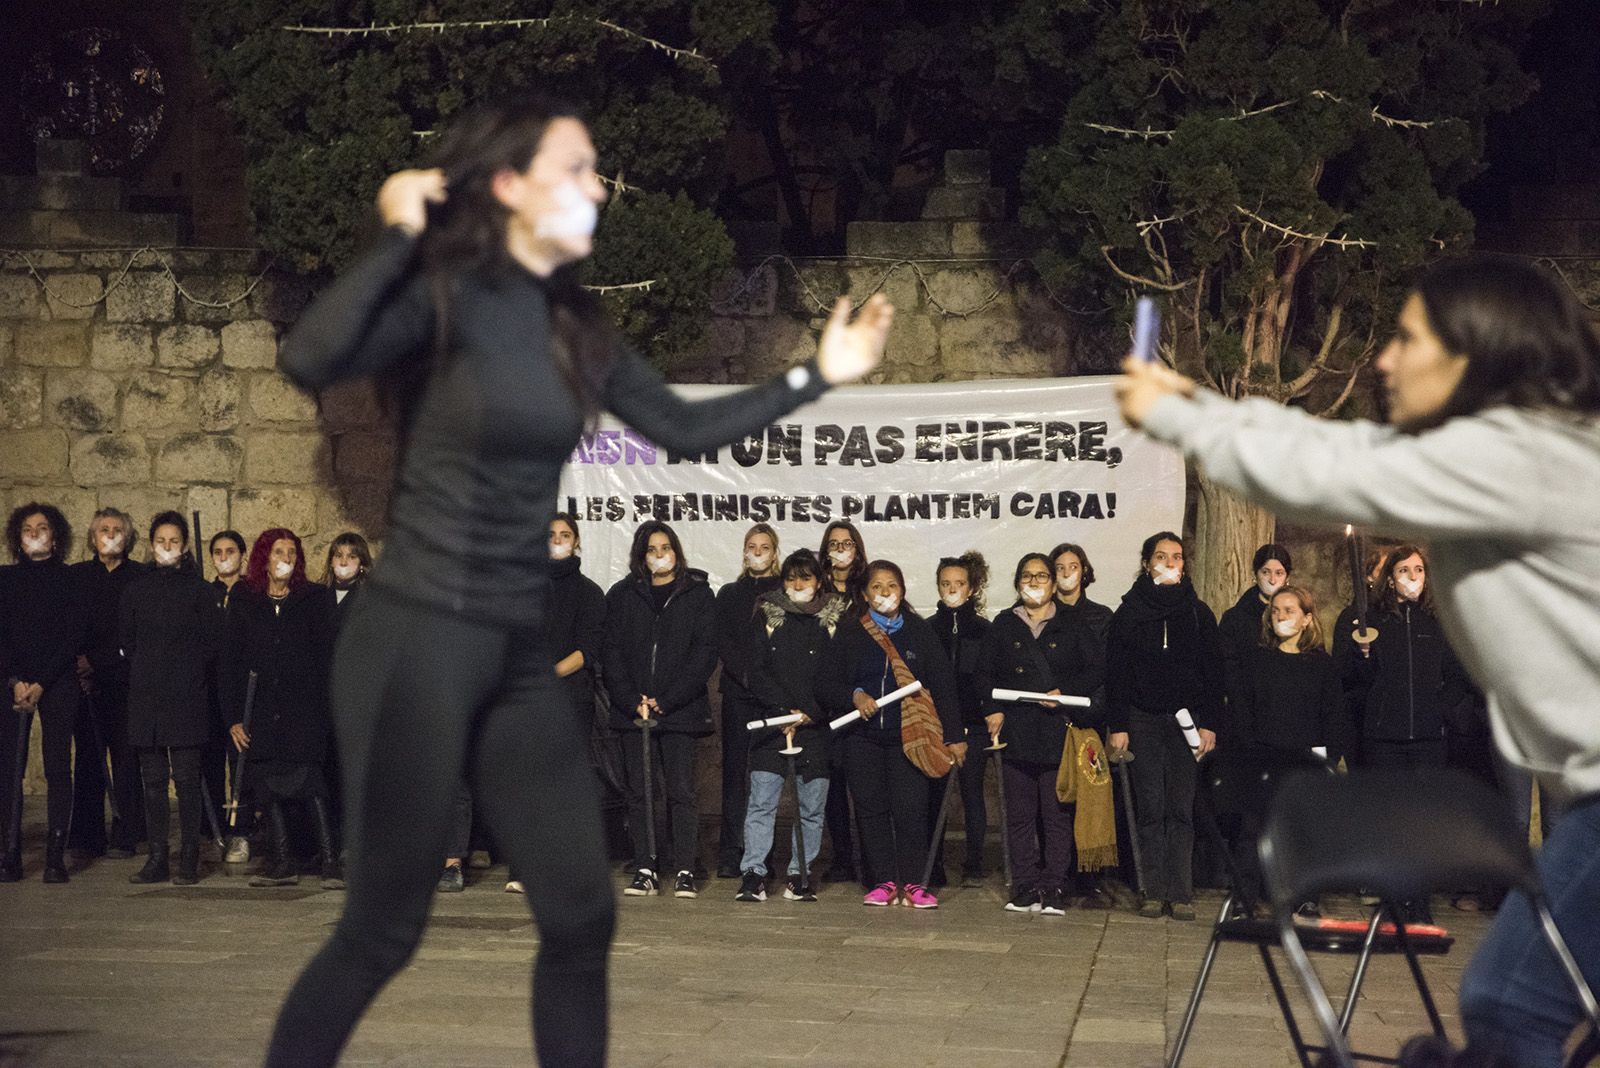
1460, 791, 1600, 1067
741, 770, 828, 878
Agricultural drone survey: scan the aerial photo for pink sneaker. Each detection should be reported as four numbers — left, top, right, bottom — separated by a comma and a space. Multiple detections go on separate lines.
902, 883, 939, 909
862, 882, 898, 906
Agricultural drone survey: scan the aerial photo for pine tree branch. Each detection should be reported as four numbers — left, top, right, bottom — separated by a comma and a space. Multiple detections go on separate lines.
1234, 205, 1376, 249
1281, 301, 1345, 398
1099, 246, 1191, 291
281, 17, 715, 67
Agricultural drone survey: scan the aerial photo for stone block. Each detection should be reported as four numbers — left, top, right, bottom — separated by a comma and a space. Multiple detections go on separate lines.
845, 220, 952, 258
106, 271, 176, 322
245, 431, 329, 484
155, 433, 243, 484
0, 211, 51, 245
334, 431, 398, 480
48, 211, 180, 247
940, 303, 1058, 378
943, 149, 992, 186
7, 174, 123, 211
42, 273, 103, 320
248, 371, 319, 423
0, 427, 69, 479
196, 369, 242, 432
883, 312, 940, 371
221, 320, 279, 370
0, 366, 44, 428
103, 488, 185, 540
0, 324, 10, 364
187, 486, 231, 543
44, 368, 119, 431
179, 274, 256, 324
683, 317, 745, 376
156, 324, 220, 372
35, 140, 89, 176
230, 487, 319, 540
122, 371, 196, 430
950, 220, 1034, 256
250, 271, 314, 322
740, 315, 818, 380
317, 485, 390, 540
921, 186, 1005, 221
923, 268, 1000, 315
712, 263, 776, 317
90, 323, 156, 371
70, 434, 153, 485
847, 264, 920, 316
0, 273, 45, 318
318, 379, 382, 430
16, 320, 90, 366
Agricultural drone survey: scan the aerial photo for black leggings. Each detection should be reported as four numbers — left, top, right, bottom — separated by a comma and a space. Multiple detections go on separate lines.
844, 736, 931, 887
266, 587, 616, 1067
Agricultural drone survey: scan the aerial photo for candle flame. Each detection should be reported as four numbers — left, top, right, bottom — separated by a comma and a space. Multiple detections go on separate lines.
1345, 524, 1353, 535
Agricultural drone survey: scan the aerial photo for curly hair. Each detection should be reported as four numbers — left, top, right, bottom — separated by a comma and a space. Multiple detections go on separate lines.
245, 527, 310, 594
936, 550, 989, 615
87, 506, 137, 560
6, 502, 71, 563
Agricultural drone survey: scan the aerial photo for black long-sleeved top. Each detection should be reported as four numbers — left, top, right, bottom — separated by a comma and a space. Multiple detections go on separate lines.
929, 600, 991, 726
602, 570, 719, 734
1105, 576, 1226, 734
120, 564, 225, 748
224, 585, 335, 765
823, 611, 963, 747
72, 557, 146, 685
278, 227, 830, 626
714, 573, 782, 700
0, 557, 87, 690
547, 556, 605, 708
977, 603, 1107, 765
1230, 645, 1350, 762
1337, 600, 1474, 744
746, 591, 849, 778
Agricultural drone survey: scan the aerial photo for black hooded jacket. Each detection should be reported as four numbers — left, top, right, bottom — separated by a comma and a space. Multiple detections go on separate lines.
602, 569, 718, 734
929, 599, 992, 726
1106, 575, 1225, 734
714, 572, 782, 701
745, 590, 848, 778
1338, 599, 1474, 744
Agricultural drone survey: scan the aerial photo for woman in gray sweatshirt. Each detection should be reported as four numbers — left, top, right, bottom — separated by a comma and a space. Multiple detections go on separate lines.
1117, 254, 1600, 1068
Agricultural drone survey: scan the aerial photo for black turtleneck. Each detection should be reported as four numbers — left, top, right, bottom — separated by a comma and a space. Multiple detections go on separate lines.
1105, 574, 1225, 733
930, 599, 991, 724
545, 554, 605, 700
714, 572, 783, 698
0, 556, 87, 689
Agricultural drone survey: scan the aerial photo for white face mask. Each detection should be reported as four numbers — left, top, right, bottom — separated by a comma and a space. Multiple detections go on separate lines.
153, 545, 185, 567
1151, 564, 1182, 586
1273, 618, 1302, 638
271, 559, 295, 580
745, 552, 773, 573
1020, 586, 1050, 606
548, 541, 574, 561
99, 533, 125, 556
534, 182, 599, 240
871, 593, 900, 615
828, 548, 855, 568
940, 591, 967, 608
1056, 573, 1080, 594
21, 534, 51, 559
788, 585, 816, 605
332, 561, 360, 582
214, 556, 240, 576
647, 554, 676, 575
1258, 576, 1285, 597
1396, 575, 1424, 600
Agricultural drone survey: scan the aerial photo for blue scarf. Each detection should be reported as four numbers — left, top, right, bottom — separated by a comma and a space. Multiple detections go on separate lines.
868, 608, 904, 634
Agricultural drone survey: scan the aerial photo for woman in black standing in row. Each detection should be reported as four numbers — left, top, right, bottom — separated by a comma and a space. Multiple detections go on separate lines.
207, 530, 253, 864
928, 551, 992, 885
605, 521, 719, 898
122, 513, 225, 885
818, 519, 868, 883
0, 503, 85, 884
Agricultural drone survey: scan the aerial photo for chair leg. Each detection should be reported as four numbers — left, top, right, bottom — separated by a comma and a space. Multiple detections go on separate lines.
1387, 902, 1446, 1038
1337, 909, 1385, 1035
1167, 894, 1233, 1068
1276, 917, 1357, 1068
1565, 1026, 1600, 1068
1535, 896, 1600, 1038
1259, 944, 1316, 1068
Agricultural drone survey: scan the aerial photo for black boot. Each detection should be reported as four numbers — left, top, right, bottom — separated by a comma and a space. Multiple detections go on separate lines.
42, 829, 69, 884
249, 803, 298, 888
172, 769, 202, 885
129, 843, 170, 884
311, 797, 344, 890
173, 841, 200, 885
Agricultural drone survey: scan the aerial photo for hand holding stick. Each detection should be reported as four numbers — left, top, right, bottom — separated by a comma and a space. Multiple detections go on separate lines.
831, 680, 922, 730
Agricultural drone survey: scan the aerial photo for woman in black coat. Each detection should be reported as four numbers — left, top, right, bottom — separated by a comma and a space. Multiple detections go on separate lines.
321, 531, 372, 627
121, 512, 225, 885
603, 521, 718, 898
227, 527, 340, 890
978, 553, 1107, 915
928, 551, 992, 885
826, 559, 965, 908
1105, 531, 1225, 921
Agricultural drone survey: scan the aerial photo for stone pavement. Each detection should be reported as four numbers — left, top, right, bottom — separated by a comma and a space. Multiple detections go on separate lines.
0, 835, 1490, 1068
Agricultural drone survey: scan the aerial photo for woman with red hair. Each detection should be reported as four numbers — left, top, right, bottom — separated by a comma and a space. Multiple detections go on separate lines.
225, 528, 340, 889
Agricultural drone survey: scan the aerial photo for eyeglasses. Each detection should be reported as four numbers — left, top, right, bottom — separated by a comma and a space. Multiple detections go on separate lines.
1019, 572, 1052, 583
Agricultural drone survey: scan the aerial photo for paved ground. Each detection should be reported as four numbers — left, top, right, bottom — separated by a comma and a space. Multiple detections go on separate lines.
0, 824, 1490, 1068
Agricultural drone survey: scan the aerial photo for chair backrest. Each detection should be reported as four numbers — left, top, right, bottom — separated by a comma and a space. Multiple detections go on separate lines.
1258, 768, 1538, 907
1203, 748, 1335, 818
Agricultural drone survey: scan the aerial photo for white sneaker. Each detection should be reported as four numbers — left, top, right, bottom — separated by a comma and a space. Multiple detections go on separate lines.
505, 880, 525, 894
224, 836, 250, 864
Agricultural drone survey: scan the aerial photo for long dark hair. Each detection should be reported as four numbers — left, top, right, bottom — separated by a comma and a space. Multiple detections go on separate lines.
1049, 542, 1096, 590
1373, 544, 1434, 616
1416, 254, 1600, 429
863, 559, 917, 618
628, 520, 686, 584
1136, 530, 1189, 583
6, 502, 70, 562
420, 93, 614, 428
819, 520, 868, 602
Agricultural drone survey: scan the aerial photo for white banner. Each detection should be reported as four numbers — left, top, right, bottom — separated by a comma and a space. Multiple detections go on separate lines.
557, 376, 1184, 607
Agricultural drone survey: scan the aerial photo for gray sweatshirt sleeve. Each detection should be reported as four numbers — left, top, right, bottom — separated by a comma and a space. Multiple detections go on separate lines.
1141, 392, 1547, 542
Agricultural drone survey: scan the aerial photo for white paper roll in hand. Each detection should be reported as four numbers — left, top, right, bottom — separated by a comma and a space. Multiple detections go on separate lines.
746, 713, 804, 731
830, 680, 922, 730
990, 688, 1092, 708
1174, 707, 1203, 760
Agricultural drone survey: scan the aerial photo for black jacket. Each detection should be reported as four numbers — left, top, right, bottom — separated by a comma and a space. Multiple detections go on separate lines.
328, 578, 365, 632
120, 564, 226, 748
547, 556, 605, 709
602, 570, 718, 734
823, 610, 963, 748
977, 603, 1107, 765
225, 584, 335, 765
72, 558, 145, 691
0, 557, 86, 690
1106, 576, 1225, 734
929, 600, 992, 726
714, 573, 782, 700
746, 591, 849, 778
1339, 600, 1473, 744
1219, 587, 1270, 671
1231, 645, 1351, 762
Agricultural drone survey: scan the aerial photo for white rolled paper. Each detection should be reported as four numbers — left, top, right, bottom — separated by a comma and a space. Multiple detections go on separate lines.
746, 713, 804, 731
1312, 746, 1328, 759
830, 680, 923, 731
990, 688, 1092, 708
1174, 707, 1203, 759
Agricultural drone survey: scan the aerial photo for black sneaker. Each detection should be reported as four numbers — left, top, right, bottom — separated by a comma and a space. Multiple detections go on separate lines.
735, 872, 766, 902
1039, 887, 1068, 916
960, 864, 987, 888
1137, 899, 1166, 919
783, 876, 817, 902
716, 863, 741, 880
436, 864, 464, 893
1005, 885, 1041, 913
1076, 880, 1115, 910
624, 868, 659, 896
673, 870, 698, 898
1170, 901, 1197, 922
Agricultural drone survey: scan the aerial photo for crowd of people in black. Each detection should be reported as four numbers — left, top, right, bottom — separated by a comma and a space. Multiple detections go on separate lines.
2, 499, 1509, 922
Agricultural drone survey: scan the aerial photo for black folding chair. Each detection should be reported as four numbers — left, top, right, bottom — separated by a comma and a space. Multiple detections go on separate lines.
1259, 769, 1600, 1068
1169, 748, 1348, 1068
